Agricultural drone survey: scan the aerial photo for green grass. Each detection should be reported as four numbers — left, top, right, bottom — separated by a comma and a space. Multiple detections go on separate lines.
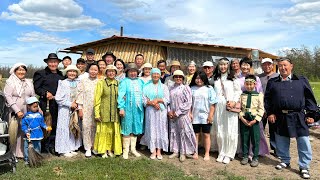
0, 157, 199, 180
215, 169, 246, 180
310, 82, 320, 104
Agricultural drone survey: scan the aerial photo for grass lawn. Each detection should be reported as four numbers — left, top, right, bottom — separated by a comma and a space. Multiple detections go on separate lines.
0, 157, 199, 180
310, 82, 320, 104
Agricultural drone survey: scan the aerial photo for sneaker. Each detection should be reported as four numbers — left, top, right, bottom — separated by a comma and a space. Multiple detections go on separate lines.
222, 156, 231, 164
24, 161, 29, 165
216, 155, 224, 163
85, 150, 92, 157
179, 154, 186, 162
250, 159, 259, 167
63, 152, 74, 157
168, 152, 179, 159
241, 157, 249, 165
275, 162, 290, 170
300, 169, 310, 179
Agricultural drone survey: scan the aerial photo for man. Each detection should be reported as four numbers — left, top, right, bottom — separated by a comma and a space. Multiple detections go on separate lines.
33, 53, 64, 154
76, 58, 88, 80
258, 58, 279, 155
135, 54, 144, 73
202, 61, 215, 87
102, 52, 116, 65
61, 56, 72, 69
264, 57, 318, 179
85, 48, 95, 72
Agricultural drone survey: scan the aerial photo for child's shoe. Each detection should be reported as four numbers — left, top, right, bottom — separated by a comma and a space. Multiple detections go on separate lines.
241, 157, 249, 165
250, 159, 259, 167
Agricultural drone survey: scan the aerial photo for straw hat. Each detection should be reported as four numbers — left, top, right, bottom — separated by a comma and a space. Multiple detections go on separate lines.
141, 63, 153, 69
63, 65, 80, 76
105, 65, 118, 74
172, 70, 185, 78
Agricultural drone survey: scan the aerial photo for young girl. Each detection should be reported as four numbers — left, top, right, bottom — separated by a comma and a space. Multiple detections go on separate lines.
21, 97, 51, 165
139, 63, 152, 83
189, 71, 217, 161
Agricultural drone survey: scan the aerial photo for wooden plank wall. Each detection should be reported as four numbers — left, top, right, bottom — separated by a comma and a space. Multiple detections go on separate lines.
81, 42, 167, 67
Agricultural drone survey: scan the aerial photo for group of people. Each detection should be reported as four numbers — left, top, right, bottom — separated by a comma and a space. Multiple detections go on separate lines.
3, 48, 318, 179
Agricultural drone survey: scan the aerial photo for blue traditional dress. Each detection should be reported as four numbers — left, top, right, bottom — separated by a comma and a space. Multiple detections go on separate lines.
117, 77, 144, 136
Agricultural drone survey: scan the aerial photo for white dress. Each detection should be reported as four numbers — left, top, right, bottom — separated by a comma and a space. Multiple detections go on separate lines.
211, 73, 241, 158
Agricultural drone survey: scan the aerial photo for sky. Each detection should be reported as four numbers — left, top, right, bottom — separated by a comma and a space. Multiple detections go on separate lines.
0, 0, 320, 67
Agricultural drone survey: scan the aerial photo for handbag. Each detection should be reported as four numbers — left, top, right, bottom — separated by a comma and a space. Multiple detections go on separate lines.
220, 79, 241, 113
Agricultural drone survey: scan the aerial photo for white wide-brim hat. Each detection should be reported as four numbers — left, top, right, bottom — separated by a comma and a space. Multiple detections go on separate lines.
63, 65, 81, 76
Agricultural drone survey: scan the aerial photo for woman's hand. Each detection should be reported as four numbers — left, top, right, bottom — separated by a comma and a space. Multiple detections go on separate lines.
71, 102, 78, 110
16, 111, 24, 119
119, 110, 125, 117
227, 101, 236, 108
207, 116, 213, 124
168, 111, 175, 119
47, 92, 54, 100
78, 109, 83, 120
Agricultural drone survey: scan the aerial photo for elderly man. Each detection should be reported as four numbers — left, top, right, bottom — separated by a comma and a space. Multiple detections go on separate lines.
85, 48, 95, 72
264, 57, 318, 179
202, 61, 215, 87
258, 58, 279, 155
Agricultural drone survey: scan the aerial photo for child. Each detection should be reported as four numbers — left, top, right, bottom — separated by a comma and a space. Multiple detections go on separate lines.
21, 97, 51, 165
239, 75, 264, 167
189, 71, 217, 161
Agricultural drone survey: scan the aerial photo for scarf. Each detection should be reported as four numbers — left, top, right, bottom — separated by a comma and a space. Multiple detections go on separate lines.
143, 68, 165, 110
6, 73, 27, 97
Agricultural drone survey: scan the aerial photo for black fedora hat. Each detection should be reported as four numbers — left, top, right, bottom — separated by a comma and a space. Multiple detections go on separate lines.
43, 53, 61, 63
102, 52, 116, 61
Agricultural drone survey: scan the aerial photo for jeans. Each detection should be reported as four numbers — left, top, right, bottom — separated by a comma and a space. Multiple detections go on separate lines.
275, 133, 312, 169
24, 139, 41, 162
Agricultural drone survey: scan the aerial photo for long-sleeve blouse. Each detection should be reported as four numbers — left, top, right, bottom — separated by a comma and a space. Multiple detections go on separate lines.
94, 79, 119, 122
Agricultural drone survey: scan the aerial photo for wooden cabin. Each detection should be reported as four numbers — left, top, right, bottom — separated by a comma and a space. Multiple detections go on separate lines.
60, 35, 278, 74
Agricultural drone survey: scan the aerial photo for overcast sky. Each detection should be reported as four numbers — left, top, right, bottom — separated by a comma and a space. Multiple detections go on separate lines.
0, 0, 319, 66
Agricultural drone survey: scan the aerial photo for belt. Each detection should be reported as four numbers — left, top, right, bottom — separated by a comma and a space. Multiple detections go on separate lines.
281, 110, 300, 114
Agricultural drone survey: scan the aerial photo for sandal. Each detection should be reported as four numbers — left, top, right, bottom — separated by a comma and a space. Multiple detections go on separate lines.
275, 162, 290, 170
300, 169, 310, 179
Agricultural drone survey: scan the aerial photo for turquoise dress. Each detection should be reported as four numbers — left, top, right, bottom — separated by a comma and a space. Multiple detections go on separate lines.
117, 77, 144, 136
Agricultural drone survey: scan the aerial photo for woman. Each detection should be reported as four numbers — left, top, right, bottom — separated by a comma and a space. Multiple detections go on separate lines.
189, 70, 217, 161
186, 61, 196, 85
140, 68, 169, 160
33, 53, 64, 154
164, 60, 181, 89
76, 63, 100, 157
55, 65, 82, 157
139, 63, 152, 83
230, 58, 241, 78
168, 70, 198, 162
114, 59, 126, 81
4, 63, 35, 159
94, 65, 122, 158
237, 57, 269, 157
212, 57, 242, 164
97, 60, 107, 80
118, 63, 144, 159
157, 60, 170, 83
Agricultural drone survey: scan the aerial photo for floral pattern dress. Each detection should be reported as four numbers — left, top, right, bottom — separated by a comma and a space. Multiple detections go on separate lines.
76, 77, 99, 151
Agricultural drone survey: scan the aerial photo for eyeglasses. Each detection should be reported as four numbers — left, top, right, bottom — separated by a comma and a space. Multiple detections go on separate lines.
174, 75, 184, 79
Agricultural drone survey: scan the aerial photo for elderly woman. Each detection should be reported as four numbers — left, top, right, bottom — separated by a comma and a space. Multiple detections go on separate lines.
168, 70, 198, 162
118, 63, 144, 159
230, 58, 241, 78
139, 63, 153, 83
55, 65, 82, 157
94, 65, 122, 158
140, 68, 170, 160
4, 63, 35, 159
33, 53, 64, 154
186, 61, 196, 85
212, 57, 242, 164
114, 59, 126, 81
76, 63, 99, 157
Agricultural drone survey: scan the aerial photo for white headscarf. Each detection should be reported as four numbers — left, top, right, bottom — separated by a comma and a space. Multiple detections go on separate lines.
7, 63, 28, 97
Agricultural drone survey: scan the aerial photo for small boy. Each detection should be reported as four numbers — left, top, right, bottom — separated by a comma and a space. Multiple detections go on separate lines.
21, 97, 51, 165
239, 75, 264, 167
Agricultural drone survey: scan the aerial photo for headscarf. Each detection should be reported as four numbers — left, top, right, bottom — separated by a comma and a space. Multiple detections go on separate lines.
7, 63, 28, 96
143, 68, 165, 110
